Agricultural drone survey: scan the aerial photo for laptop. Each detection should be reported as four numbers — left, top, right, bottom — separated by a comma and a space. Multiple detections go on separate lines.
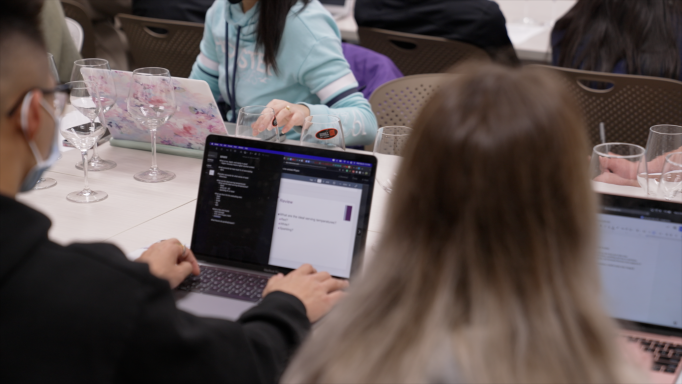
320, 0, 354, 20
175, 135, 376, 315
598, 194, 682, 383
81, 68, 227, 151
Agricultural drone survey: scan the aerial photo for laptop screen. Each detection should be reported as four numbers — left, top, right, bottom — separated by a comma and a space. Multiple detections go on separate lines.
191, 136, 376, 279
598, 194, 682, 330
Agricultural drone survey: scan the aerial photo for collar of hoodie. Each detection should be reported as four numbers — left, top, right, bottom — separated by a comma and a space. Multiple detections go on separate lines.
225, 1, 259, 40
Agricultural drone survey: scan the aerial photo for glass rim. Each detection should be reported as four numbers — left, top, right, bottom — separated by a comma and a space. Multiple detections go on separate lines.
378, 126, 412, 136
650, 124, 682, 135
665, 151, 682, 167
65, 80, 88, 88
593, 142, 646, 159
73, 58, 109, 67
132, 67, 171, 76
239, 105, 275, 115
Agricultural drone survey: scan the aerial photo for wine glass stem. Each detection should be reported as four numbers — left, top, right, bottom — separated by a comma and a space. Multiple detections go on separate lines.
89, 119, 99, 162
150, 128, 158, 172
81, 150, 90, 192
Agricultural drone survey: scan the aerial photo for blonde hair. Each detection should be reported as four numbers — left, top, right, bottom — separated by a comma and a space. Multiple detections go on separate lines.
282, 64, 644, 384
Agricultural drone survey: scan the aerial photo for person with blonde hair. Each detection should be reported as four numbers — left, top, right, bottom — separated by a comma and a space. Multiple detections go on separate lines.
282, 63, 647, 384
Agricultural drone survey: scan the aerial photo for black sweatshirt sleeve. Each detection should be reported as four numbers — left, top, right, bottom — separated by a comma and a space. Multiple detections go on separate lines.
113, 282, 310, 384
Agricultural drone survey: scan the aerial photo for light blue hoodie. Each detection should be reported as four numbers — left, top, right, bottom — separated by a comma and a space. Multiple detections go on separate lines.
189, 0, 378, 146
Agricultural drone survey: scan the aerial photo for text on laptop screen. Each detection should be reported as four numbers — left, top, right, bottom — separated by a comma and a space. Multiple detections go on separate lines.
191, 141, 374, 278
598, 195, 682, 330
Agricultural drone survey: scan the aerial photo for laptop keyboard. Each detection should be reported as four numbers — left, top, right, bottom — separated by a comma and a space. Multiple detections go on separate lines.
626, 337, 682, 374
177, 266, 269, 302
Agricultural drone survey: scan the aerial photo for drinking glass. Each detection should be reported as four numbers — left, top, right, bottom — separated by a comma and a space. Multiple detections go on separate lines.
373, 126, 412, 194
71, 58, 117, 171
127, 67, 176, 183
590, 143, 647, 192
301, 115, 345, 150
61, 125, 108, 203
659, 152, 682, 201
34, 53, 61, 190
236, 105, 279, 141
644, 124, 682, 196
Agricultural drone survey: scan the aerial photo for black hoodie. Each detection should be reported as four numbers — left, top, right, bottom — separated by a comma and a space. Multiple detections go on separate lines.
0, 194, 309, 383
355, 0, 518, 63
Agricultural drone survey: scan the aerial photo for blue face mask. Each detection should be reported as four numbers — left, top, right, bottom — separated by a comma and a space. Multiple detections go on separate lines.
19, 91, 61, 192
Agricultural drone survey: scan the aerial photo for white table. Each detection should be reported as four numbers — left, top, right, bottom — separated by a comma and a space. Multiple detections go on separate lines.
336, 0, 576, 63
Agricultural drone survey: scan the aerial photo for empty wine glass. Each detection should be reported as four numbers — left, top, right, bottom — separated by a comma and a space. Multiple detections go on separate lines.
127, 67, 176, 183
590, 143, 647, 192
373, 126, 412, 194
71, 58, 117, 171
34, 53, 61, 191
659, 152, 682, 201
61, 124, 108, 203
644, 124, 682, 196
301, 115, 345, 150
236, 105, 279, 141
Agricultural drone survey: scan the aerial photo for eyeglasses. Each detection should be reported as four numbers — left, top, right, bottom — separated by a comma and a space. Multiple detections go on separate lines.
5, 83, 71, 118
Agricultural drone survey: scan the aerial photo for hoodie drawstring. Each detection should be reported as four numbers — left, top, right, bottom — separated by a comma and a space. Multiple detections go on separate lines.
225, 24, 242, 123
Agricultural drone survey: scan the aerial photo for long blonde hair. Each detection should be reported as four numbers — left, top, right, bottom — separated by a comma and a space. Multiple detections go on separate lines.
283, 64, 643, 384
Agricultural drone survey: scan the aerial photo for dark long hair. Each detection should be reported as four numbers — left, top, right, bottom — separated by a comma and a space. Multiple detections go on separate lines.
257, 0, 311, 73
553, 0, 682, 79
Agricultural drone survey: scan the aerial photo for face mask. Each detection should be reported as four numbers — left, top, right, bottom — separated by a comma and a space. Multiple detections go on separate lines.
19, 91, 61, 192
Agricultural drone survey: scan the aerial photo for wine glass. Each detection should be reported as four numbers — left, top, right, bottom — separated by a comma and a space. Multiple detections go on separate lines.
373, 126, 412, 194
301, 115, 345, 150
644, 124, 682, 196
71, 58, 117, 171
590, 143, 647, 192
33, 53, 61, 191
127, 67, 176, 183
61, 123, 108, 203
236, 105, 279, 141
659, 152, 682, 201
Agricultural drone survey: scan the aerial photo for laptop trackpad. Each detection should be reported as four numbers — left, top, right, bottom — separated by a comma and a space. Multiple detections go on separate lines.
173, 291, 257, 321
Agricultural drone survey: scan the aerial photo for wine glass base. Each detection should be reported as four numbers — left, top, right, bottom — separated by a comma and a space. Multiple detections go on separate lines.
67, 189, 108, 203
520, 17, 543, 26
134, 169, 176, 183
33, 178, 57, 190
76, 158, 117, 171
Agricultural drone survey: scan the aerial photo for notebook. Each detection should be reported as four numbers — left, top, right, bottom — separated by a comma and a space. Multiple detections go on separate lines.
598, 194, 682, 383
176, 135, 376, 308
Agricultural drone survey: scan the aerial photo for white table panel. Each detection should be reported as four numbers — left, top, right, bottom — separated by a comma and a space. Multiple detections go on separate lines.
17, 170, 196, 246
50, 143, 204, 199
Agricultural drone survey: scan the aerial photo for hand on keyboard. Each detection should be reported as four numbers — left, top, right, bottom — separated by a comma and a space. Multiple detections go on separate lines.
264, 264, 349, 323
136, 239, 200, 288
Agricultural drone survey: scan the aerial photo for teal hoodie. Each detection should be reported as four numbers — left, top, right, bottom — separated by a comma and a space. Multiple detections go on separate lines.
189, 0, 378, 146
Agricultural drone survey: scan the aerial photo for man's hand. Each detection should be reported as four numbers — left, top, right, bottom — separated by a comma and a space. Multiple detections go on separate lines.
263, 264, 348, 323
135, 239, 200, 289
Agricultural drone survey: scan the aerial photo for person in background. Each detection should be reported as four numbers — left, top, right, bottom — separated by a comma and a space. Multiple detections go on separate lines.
282, 63, 648, 383
72, 0, 132, 70
133, 0, 215, 24
354, 0, 519, 65
552, 0, 682, 81
189, 0, 378, 146
0, 1, 347, 382
39, 0, 81, 82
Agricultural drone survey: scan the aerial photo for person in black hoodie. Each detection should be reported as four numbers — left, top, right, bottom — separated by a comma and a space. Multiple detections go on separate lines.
0, 1, 348, 382
355, 0, 519, 64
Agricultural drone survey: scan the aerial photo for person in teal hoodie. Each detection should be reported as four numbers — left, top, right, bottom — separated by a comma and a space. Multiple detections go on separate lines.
189, 0, 378, 146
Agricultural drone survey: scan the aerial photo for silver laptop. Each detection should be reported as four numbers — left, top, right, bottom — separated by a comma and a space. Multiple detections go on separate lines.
174, 135, 377, 319
320, 0, 354, 20
598, 194, 682, 383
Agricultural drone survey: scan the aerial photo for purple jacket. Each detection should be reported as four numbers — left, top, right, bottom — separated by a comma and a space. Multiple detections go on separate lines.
342, 43, 403, 99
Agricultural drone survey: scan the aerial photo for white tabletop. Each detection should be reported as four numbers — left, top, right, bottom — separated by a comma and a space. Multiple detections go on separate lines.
336, 0, 576, 63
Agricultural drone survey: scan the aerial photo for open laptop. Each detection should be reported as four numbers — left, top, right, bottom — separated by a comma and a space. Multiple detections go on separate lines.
174, 135, 376, 317
598, 194, 682, 383
81, 68, 227, 151
320, 0, 354, 20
